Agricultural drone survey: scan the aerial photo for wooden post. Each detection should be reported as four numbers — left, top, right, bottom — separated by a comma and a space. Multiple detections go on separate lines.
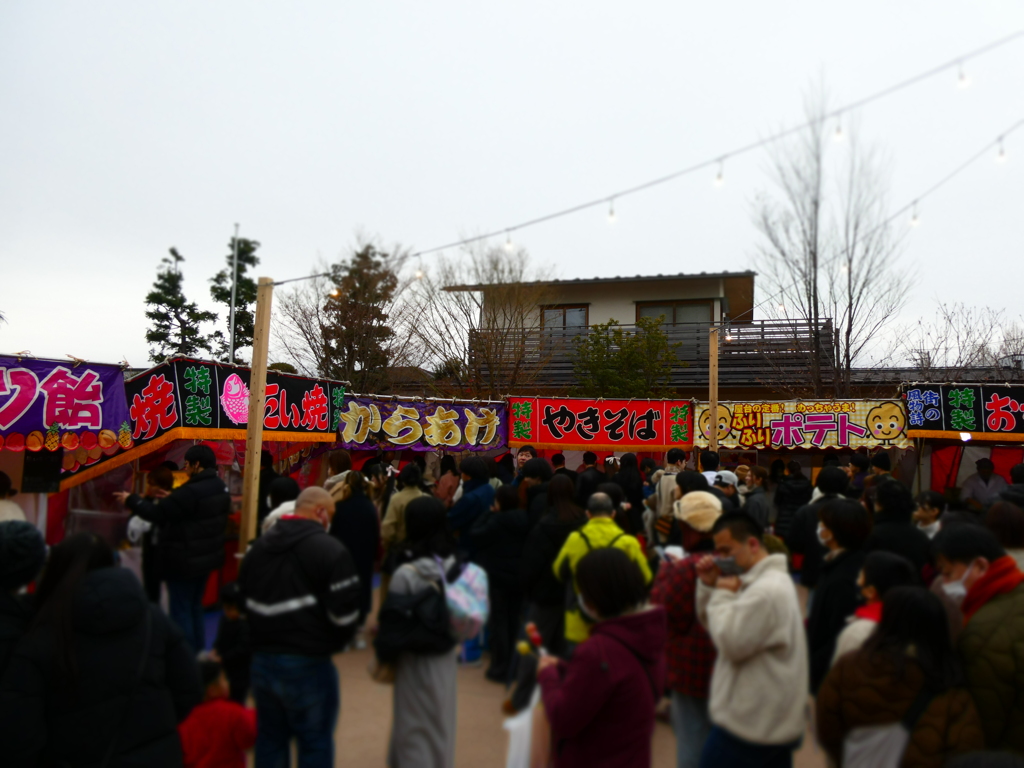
709, 325, 719, 454
239, 276, 275, 550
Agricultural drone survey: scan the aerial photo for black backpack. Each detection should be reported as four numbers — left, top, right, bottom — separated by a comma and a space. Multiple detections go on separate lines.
561, 529, 625, 611
373, 581, 457, 664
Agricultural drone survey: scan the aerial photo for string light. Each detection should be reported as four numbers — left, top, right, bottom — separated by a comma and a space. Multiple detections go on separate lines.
998, 136, 1007, 162
834, 118, 844, 142
607, 199, 617, 223
777, 304, 786, 312
504, 232, 513, 252
958, 62, 970, 89
714, 159, 725, 187
329, 288, 340, 298
910, 201, 920, 227
415, 269, 424, 280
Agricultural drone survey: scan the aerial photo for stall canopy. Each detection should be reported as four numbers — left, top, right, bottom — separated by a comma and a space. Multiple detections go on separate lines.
905, 384, 1024, 442
507, 397, 694, 451
694, 399, 913, 450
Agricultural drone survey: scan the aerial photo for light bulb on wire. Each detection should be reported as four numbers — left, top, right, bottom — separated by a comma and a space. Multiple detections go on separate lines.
714, 159, 725, 187
608, 199, 617, 223
504, 232, 513, 252
910, 201, 920, 227
834, 119, 844, 142
957, 63, 970, 89
997, 137, 1007, 163
415, 269, 424, 280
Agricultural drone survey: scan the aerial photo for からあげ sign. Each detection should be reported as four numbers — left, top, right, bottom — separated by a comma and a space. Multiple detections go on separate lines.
694, 400, 912, 450
334, 397, 507, 452
0, 356, 130, 462
905, 385, 1024, 442
507, 397, 694, 451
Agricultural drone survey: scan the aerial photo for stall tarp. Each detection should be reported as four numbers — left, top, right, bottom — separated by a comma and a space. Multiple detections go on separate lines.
507, 397, 694, 451
0, 356, 129, 450
906, 384, 1024, 442
694, 400, 913, 450
335, 397, 507, 452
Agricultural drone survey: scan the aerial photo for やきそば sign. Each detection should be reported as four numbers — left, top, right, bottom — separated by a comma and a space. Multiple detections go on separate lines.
334, 397, 507, 452
906, 385, 1024, 441
507, 397, 694, 450
694, 400, 912, 450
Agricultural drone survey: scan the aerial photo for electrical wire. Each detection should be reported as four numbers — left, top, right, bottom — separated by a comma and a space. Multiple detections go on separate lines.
408, 30, 1024, 259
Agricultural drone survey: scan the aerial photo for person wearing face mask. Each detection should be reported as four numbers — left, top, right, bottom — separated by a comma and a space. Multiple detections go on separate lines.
831, 551, 918, 666
237, 486, 361, 768
933, 525, 1024, 752
695, 512, 808, 767
785, 467, 849, 596
806, 498, 872, 693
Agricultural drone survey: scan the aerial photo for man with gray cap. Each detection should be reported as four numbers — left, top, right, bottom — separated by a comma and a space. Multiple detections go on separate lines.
0, 521, 46, 676
712, 470, 741, 512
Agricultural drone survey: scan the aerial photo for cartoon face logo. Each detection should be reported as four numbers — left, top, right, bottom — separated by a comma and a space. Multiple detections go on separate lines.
866, 401, 905, 444
699, 404, 732, 442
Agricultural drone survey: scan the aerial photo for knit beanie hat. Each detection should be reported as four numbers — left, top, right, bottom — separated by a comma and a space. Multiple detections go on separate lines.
871, 452, 892, 472
673, 491, 723, 533
0, 521, 46, 590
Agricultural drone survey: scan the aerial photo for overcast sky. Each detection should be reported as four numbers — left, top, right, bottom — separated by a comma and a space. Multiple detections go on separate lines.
1, 1, 1022, 368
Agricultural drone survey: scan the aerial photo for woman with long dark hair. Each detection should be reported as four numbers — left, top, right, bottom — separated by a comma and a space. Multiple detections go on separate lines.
612, 453, 646, 534
387, 496, 459, 768
0, 533, 202, 767
329, 471, 381, 645
817, 586, 984, 766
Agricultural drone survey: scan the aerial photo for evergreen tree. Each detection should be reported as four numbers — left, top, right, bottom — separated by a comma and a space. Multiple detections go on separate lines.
571, 316, 679, 397
210, 236, 261, 362
144, 248, 219, 364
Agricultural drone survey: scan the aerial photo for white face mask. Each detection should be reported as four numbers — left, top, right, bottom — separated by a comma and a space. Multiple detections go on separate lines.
577, 593, 599, 623
817, 522, 832, 547
941, 560, 976, 604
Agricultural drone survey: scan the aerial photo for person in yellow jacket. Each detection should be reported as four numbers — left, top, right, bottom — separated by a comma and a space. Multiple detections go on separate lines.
553, 492, 652, 645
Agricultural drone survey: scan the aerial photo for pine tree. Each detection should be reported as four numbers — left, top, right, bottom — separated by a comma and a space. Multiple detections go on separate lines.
210, 236, 260, 362
144, 248, 219, 364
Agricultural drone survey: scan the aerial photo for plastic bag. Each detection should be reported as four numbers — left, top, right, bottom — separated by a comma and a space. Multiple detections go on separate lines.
504, 687, 540, 768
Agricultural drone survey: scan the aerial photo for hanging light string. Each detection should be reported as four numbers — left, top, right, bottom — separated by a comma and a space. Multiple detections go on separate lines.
730, 118, 1023, 326
409, 30, 1023, 259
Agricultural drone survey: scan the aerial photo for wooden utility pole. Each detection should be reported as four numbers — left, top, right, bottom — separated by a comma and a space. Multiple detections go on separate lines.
239, 276, 275, 549
709, 325, 720, 453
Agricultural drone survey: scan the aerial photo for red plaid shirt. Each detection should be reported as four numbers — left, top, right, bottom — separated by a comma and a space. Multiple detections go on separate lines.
650, 553, 716, 698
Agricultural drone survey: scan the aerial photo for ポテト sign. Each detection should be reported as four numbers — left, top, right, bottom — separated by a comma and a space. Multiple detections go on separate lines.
507, 397, 694, 451
694, 400, 913, 450
335, 397, 507, 452
906, 384, 1024, 442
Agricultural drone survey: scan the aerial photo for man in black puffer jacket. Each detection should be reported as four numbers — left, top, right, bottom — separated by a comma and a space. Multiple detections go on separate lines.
0, 521, 46, 677
117, 444, 231, 653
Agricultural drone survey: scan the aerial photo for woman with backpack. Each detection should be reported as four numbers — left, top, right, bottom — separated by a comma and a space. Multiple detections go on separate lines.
537, 547, 666, 768
0, 533, 203, 768
816, 586, 984, 768
385, 496, 460, 768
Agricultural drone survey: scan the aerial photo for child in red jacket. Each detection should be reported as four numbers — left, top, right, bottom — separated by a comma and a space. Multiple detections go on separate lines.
178, 659, 257, 768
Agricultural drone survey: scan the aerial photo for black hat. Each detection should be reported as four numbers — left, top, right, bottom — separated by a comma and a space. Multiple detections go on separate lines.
522, 457, 553, 482
0, 521, 46, 590
871, 452, 892, 472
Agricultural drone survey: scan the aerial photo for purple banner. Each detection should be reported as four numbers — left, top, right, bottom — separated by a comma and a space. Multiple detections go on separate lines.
335, 397, 507, 452
0, 357, 130, 454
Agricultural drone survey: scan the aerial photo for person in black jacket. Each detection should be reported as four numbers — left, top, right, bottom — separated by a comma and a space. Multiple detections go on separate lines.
472, 484, 531, 682
257, 449, 280, 530
866, 479, 935, 578
519, 456, 553, 527
0, 533, 203, 768
806, 498, 872, 693
116, 444, 231, 654
328, 470, 380, 642
773, 460, 813, 539
575, 451, 604, 508
551, 453, 578, 487
786, 467, 849, 590
213, 581, 251, 704
0, 521, 46, 677
612, 452, 646, 533
448, 456, 497, 558
238, 486, 360, 768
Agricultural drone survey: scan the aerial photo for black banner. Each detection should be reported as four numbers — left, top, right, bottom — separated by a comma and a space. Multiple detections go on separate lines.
906, 384, 1024, 439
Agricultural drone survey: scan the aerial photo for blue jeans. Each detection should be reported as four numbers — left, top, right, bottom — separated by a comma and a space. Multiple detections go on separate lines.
671, 691, 711, 768
166, 575, 208, 654
699, 726, 796, 768
252, 653, 339, 768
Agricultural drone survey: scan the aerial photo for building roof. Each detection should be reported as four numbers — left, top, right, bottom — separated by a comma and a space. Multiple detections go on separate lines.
444, 270, 756, 292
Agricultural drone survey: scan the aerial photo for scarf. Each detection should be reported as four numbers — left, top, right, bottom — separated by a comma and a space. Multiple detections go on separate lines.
853, 600, 883, 623
962, 555, 1024, 624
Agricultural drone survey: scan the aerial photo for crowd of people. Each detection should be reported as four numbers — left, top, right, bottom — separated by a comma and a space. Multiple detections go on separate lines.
2, 443, 1024, 767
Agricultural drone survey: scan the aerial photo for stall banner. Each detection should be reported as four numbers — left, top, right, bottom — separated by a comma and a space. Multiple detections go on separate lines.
906, 385, 1024, 442
507, 397, 694, 451
335, 397, 507, 452
694, 400, 912, 450
0, 356, 130, 453
125, 359, 345, 441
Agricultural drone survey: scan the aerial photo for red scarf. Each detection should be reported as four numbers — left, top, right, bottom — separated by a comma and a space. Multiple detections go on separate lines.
962, 555, 1024, 624
853, 601, 883, 623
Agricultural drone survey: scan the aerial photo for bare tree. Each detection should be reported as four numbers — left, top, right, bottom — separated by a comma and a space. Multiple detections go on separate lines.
406, 242, 555, 399
754, 84, 908, 397
273, 241, 425, 391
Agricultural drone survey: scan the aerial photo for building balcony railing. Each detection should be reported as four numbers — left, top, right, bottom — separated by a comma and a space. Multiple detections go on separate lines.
467, 318, 836, 388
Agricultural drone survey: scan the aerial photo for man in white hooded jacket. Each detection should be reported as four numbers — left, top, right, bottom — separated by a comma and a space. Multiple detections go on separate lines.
696, 511, 808, 768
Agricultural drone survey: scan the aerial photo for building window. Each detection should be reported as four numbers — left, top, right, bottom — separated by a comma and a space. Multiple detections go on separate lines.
541, 305, 589, 329
636, 300, 713, 325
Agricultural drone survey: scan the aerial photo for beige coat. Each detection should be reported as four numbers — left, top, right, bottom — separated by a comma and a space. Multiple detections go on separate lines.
381, 486, 425, 551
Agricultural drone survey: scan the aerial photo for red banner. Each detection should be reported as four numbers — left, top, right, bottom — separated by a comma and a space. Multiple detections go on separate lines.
508, 397, 694, 451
